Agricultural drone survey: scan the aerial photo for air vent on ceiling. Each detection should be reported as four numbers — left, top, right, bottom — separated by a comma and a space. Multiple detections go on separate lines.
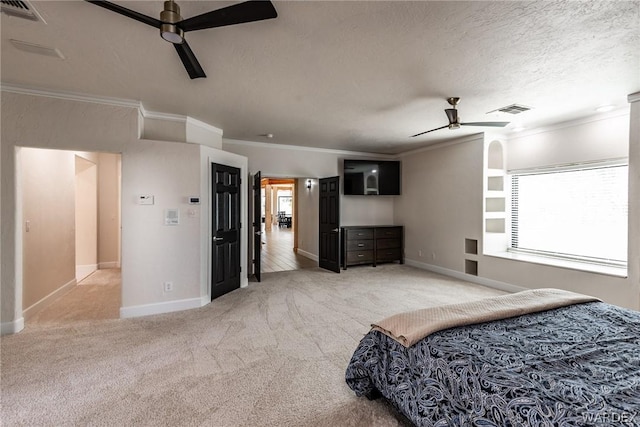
1, 0, 45, 23
488, 104, 532, 115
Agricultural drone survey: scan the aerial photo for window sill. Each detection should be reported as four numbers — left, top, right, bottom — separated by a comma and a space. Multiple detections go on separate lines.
486, 251, 628, 278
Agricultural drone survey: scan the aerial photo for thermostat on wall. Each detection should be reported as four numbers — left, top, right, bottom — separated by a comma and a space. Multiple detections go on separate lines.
164, 208, 180, 226
188, 196, 200, 205
138, 194, 154, 205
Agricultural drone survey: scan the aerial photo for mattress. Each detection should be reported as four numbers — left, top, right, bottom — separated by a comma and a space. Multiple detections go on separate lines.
345, 300, 640, 426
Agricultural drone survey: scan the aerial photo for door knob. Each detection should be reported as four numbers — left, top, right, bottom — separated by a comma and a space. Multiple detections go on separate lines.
332, 228, 339, 232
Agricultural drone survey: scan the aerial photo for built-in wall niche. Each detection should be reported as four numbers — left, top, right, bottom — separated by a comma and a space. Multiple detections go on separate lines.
487, 176, 504, 191
486, 218, 505, 233
485, 197, 505, 212
465, 259, 478, 276
484, 140, 508, 254
464, 238, 478, 255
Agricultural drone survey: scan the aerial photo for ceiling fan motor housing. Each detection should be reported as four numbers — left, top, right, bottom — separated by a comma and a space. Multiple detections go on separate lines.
160, 0, 184, 44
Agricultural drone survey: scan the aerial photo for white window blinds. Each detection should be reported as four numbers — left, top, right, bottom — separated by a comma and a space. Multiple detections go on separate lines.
510, 163, 628, 265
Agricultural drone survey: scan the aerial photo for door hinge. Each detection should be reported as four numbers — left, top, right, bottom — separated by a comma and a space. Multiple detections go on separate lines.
240, 266, 242, 272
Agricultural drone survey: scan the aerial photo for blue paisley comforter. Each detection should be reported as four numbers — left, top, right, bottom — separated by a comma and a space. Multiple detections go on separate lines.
345, 302, 640, 426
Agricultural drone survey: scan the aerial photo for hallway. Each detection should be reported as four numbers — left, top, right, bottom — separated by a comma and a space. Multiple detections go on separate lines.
29, 269, 121, 326
261, 226, 316, 273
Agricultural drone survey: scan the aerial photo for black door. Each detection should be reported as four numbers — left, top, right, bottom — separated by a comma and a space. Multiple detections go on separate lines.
211, 163, 241, 300
319, 176, 340, 273
253, 171, 262, 282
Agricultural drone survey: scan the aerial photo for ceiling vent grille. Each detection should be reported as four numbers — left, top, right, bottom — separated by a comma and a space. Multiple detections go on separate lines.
1, 0, 45, 23
488, 104, 532, 115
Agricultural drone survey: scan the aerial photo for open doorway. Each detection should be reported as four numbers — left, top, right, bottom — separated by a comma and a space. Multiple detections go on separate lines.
260, 177, 316, 273
19, 148, 122, 325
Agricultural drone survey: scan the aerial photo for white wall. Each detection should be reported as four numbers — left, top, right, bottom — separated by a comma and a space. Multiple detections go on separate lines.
98, 152, 121, 269
75, 155, 98, 281
396, 135, 485, 271
1, 91, 242, 333
20, 147, 77, 314
397, 110, 640, 310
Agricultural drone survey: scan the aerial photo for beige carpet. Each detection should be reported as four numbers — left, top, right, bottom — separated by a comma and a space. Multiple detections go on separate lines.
1, 264, 504, 426
28, 269, 121, 324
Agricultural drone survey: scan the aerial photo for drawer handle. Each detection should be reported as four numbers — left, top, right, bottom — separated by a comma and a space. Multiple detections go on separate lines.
357, 243, 364, 247
357, 233, 365, 236
387, 252, 393, 255
357, 254, 364, 257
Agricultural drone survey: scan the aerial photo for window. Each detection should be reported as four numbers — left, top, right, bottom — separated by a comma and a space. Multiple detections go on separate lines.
510, 161, 628, 267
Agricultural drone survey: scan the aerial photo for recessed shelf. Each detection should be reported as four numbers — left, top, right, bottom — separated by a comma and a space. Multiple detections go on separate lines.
487, 176, 504, 191
465, 259, 478, 276
486, 218, 505, 233
465, 238, 478, 255
486, 197, 506, 212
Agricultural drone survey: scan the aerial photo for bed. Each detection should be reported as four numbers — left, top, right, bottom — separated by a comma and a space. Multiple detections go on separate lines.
345, 289, 640, 426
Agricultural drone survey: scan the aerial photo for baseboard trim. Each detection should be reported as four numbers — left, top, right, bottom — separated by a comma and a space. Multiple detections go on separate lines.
76, 264, 98, 282
23, 278, 77, 320
405, 259, 526, 294
1, 317, 25, 335
296, 249, 318, 262
120, 297, 203, 319
99, 261, 120, 269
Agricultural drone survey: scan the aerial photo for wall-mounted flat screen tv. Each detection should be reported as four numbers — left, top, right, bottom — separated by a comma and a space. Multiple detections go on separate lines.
343, 160, 401, 195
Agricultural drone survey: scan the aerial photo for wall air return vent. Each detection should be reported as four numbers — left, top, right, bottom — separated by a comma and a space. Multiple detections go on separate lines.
487, 104, 532, 115
1, 0, 45, 23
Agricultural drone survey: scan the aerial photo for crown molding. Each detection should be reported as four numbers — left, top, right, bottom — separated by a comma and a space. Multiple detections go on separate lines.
629, 92, 640, 103
398, 133, 484, 157
504, 107, 630, 141
222, 138, 397, 158
1, 83, 141, 109
2, 83, 224, 135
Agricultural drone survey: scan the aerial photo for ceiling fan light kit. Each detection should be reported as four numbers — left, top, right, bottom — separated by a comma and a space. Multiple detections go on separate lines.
411, 97, 510, 138
160, 1, 184, 44
85, 0, 278, 79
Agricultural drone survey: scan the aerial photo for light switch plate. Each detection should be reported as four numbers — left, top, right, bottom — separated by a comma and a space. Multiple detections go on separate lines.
138, 194, 154, 205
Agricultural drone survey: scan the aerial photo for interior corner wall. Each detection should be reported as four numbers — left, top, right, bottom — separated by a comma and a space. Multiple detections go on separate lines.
97, 152, 121, 268
627, 96, 640, 309
296, 178, 319, 259
396, 136, 485, 272
20, 147, 76, 311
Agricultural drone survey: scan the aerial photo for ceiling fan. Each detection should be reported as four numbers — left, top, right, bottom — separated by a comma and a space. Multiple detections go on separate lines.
411, 97, 510, 138
85, 0, 277, 79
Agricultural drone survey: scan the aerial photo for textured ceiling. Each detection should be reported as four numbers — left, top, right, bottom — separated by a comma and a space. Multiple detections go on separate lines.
2, 1, 639, 154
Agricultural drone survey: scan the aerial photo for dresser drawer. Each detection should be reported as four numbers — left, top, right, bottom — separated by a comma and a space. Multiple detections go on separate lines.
347, 239, 374, 251
374, 227, 402, 239
346, 228, 374, 240
376, 247, 402, 262
376, 238, 401, 250
346, 250, 374, 264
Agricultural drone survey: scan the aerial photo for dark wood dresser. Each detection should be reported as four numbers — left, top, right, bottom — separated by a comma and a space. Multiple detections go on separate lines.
341, 225, 404, 269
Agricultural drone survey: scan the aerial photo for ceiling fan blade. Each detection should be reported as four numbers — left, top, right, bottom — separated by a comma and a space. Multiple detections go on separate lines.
179, 1, 277, 32
84, 1, 161, 28
445, 108, 458, 124
174, 41, 206, 79
461, 122, 510, 127
411, 125, 449, 138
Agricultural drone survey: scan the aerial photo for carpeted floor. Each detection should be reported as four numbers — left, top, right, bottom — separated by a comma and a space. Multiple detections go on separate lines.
1, 264, 504, 426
